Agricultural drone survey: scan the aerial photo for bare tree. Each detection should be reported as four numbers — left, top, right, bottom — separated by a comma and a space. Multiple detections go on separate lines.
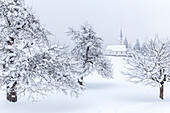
67, 24, 113, 85
124, 38, 170, 99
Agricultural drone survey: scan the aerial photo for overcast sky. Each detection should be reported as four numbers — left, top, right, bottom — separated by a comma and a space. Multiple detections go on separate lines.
25, 0, 170, 47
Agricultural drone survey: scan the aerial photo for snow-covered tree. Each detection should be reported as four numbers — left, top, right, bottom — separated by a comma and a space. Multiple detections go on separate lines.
67, 24, 113, 85
0, 0, 82, 102
124, 38, 170, 99
133, 39, 140, 51
124, 37, 128, 48
24, 45, 83, 99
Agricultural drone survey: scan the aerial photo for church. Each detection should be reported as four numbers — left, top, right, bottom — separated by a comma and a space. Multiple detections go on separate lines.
105, 29, 127, 56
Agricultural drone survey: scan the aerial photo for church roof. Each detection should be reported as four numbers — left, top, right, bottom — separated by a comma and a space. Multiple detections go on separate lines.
106, 45, 126, 52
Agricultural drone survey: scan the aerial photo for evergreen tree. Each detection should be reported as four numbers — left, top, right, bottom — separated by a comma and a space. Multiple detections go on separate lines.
133, 39, 140, 51
124, 37, 128, 48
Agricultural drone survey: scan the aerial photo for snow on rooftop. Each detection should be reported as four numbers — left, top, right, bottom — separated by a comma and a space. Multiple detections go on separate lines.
106, 45, 126, 51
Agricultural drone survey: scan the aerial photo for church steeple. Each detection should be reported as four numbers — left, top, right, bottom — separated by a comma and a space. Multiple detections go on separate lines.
119, 28, 123, 45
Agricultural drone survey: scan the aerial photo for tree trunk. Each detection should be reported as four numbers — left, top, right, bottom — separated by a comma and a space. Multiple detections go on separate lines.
159, 83, 164, 100
7, 90, 17, 102
78, 77, 84, 85
6, 81, 17, 102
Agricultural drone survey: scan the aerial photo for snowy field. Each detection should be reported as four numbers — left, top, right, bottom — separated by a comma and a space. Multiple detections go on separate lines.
1, 56, 170, 113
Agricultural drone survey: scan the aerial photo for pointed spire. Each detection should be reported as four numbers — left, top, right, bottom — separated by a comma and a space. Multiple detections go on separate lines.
119, 28, 123, 45
120, 28, 123, 39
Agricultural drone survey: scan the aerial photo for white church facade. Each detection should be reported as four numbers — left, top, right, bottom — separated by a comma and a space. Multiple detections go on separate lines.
105, 29, 127, 56
105, 45, 127, 56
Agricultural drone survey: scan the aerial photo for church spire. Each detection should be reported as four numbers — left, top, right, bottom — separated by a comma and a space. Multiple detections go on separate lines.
119, 28, 123, 45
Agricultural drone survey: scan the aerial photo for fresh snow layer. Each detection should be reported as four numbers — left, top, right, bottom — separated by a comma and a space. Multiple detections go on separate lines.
0, 56, 170, 113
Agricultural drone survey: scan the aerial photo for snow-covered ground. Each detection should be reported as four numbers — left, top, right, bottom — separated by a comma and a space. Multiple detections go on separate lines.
1, 56, 170, 113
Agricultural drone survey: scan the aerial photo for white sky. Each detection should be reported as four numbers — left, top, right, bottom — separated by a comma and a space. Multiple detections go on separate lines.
25, 0, 170, 47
